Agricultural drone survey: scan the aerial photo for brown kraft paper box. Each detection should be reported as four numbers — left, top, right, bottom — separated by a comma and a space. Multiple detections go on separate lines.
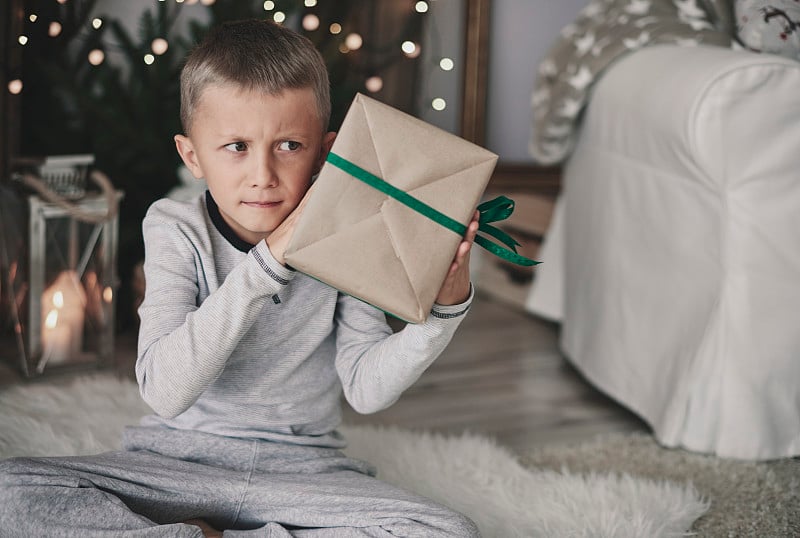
284, 93, 498, 323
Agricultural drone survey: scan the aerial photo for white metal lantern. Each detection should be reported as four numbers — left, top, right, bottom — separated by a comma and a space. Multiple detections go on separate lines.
0, 156, 122, 377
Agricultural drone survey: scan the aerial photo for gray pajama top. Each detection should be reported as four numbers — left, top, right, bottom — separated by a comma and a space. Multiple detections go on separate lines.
135, 193, 471, 448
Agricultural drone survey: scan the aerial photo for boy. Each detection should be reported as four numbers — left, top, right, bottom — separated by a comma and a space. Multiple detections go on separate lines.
0, 19, 481, 537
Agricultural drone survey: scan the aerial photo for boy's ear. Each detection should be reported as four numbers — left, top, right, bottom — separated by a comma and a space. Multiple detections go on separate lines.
315, 131, 337, 174
175, 134, 204, 179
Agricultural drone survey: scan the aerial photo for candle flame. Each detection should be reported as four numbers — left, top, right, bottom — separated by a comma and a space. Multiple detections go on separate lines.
53, 291, 64, 308
103, 287, 113, 303
45, 309, 59, 329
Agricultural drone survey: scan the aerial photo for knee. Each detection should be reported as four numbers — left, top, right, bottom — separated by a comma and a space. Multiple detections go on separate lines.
0, 458, 33, 509
0, 458, 36, 499
0, 457, 28, 482
420, 505, 480, 538
0, 457, 42, 480
0, 457, 77, 521
444, 511, 481, 538
0, 456, 66, 489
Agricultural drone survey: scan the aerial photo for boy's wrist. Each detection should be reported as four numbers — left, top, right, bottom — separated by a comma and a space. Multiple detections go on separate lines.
252, 240, 296, 287
432, 283, 474, 317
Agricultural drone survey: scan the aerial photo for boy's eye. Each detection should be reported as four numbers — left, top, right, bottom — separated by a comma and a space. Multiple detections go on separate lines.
279, 140, 301, 151
224, 142, 248, 153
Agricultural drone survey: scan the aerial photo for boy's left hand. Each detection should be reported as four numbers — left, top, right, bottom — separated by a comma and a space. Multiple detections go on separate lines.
436, 210, 479, 306
267, 184, 315, 266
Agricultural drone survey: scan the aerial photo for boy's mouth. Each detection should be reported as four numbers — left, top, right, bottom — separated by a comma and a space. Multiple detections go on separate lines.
243, 201, 281, 208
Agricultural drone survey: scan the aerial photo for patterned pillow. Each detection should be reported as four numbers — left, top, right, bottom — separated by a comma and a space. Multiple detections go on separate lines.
735, 0, 800, 59
529, 0, 731, 165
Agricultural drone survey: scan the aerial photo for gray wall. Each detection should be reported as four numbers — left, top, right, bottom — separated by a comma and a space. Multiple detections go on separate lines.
486, 0, 588, 163
417, 0, 466, 136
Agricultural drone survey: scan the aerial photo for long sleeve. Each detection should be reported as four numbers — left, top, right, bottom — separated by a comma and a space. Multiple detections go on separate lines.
136, 203, 295, 419
134, 194, 472, 446
334, 287, 473, 414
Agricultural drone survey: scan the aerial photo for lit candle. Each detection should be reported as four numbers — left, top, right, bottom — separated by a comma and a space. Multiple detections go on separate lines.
40, 271, 86, 370
41, 309, 71, 365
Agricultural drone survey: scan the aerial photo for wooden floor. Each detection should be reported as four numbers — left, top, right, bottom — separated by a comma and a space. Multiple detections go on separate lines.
341, 293, 648, 452
0, 293, 648, 454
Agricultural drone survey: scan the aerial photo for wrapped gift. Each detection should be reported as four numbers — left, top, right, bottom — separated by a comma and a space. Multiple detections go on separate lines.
285, 93, 535, 323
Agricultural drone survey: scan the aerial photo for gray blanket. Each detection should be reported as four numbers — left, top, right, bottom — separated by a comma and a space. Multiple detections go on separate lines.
530, 0, 733, 165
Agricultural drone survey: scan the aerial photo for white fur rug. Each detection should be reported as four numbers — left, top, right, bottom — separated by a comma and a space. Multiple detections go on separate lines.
0, 373, 708, 537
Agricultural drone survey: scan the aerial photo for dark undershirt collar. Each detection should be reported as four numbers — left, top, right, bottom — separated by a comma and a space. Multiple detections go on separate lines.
205, 190, 255, 253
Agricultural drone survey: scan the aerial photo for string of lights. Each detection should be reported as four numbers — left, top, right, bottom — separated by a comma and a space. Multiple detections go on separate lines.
8, 0, 456, 114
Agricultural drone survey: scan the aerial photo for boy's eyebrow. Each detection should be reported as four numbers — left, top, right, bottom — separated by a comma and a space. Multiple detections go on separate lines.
215, 129, 317, 142
217, 132, 251, 141
217, 129, 245, 138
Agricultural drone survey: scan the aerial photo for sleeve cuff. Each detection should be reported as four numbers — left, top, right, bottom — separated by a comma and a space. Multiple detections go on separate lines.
430, 283, 474, 320
251, 240, 296, 287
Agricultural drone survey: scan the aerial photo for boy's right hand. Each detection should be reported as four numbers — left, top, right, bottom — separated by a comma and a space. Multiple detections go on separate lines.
266, 184, 315, 266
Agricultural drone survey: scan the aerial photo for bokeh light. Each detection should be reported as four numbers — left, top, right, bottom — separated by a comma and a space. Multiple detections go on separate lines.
8, 79, 23, 95
365, 76, 383, 93
151, 38, 169, 55
302, 14, 320, 31
402, 41, 421, 58
345, 33, 363, 51
88, 49, 105, 65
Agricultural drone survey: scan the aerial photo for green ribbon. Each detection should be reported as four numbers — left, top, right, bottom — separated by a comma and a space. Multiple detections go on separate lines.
326, 152, 540, 267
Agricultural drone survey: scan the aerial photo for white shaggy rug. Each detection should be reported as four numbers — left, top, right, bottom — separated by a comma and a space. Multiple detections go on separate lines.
0, 373, 709, 537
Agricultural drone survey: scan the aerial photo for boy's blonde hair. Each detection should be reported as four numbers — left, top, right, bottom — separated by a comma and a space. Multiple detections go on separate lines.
180, 19, 331, 134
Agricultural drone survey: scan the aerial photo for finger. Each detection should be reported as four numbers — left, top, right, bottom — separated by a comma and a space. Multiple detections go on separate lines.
465, 213, 479, 243
467, 221, 479, 244
448, 260, 459, 276
450, 241, 471, 271
459, 239, 472, 259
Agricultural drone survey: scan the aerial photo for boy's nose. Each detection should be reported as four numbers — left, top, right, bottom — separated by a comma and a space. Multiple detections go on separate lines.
252, 155, 279, 188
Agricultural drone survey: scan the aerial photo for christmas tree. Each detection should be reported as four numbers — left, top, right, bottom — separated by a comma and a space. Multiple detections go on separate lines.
14, 0, 431, 328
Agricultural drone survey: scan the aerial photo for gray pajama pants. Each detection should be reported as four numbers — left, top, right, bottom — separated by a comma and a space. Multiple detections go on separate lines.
0, 426, 479, 537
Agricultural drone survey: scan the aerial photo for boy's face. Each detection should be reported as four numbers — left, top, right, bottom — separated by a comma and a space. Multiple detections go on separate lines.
175, 85, 335, 246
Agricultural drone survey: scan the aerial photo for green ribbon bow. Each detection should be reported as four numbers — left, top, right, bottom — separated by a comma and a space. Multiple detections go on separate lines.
326, 152, 540, 267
